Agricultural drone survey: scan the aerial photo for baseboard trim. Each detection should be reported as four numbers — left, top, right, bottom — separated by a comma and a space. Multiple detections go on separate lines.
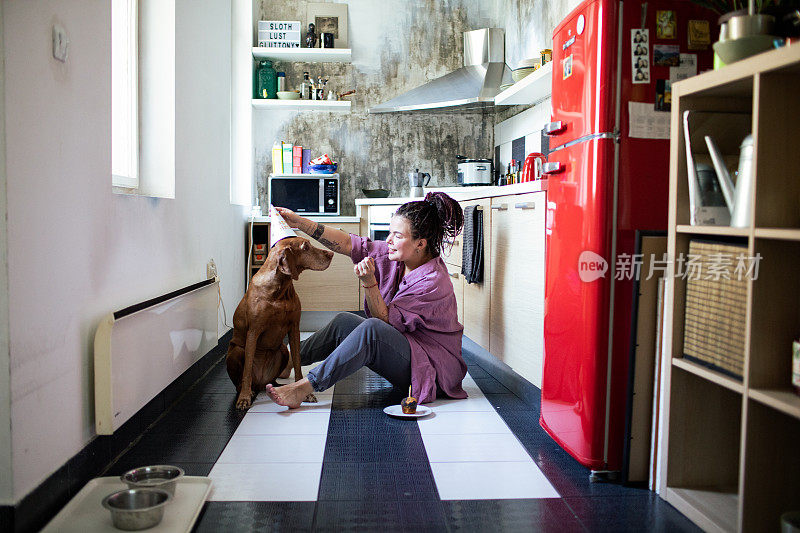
8, 329, 233, 533
461, 336, 542, 408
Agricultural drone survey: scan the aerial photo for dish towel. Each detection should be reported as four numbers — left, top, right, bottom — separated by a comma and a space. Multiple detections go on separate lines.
461, 205, 484, 284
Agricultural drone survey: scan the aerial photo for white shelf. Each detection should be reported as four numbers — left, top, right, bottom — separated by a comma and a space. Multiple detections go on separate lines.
494, 61, 553, 107
252, 99, 351, 112
252, 47, 352, 63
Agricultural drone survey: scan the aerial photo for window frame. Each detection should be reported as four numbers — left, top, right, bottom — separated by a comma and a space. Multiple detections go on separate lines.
112, 0, 139, 189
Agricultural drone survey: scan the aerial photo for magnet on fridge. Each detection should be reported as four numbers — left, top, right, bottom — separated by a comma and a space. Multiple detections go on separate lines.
563, 54, 573, 80
656, 10, 677, 39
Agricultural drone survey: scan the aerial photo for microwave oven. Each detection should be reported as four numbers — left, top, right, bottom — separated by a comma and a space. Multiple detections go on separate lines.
268, 174, 339, 215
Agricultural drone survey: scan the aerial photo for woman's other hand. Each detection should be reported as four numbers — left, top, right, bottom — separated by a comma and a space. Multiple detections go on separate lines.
274, 207, 303, 228
354, 257, 377, 287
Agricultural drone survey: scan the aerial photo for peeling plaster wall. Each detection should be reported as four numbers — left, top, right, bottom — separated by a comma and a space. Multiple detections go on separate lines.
255, 0, 499, 215
255, 0, 583, 215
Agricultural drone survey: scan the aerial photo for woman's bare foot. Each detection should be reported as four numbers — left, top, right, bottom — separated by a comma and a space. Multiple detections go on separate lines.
266, 378, 314, 409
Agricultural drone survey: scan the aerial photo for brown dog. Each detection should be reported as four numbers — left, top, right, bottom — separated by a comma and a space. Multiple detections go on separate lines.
226, 236, 333, 409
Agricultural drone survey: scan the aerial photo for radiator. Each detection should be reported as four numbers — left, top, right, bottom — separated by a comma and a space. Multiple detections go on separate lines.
94, 279, 219, 434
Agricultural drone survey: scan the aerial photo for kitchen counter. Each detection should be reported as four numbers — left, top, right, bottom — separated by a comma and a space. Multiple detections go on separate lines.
249, 215, 361, 223
354, 180, 547, 206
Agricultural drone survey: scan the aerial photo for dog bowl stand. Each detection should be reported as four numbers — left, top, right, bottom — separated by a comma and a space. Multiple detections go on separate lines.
41, 476, 212, 533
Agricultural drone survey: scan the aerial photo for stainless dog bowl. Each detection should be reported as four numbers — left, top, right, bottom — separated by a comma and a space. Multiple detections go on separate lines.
121, 465, 184, 496
101, 488, 172, 531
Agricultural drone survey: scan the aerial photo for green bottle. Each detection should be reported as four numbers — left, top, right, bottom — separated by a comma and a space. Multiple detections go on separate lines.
255, 60, 277, 99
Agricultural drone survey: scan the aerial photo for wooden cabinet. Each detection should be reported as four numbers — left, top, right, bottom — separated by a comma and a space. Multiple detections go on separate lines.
445, 262, 464, 326
245, 221, 361, 311
659, 46, 800, 533
459, 198, 492, 349
488, 192, 546, 387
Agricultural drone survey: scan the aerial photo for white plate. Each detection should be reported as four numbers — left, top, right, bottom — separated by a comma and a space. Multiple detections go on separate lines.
383, 404, 432, 418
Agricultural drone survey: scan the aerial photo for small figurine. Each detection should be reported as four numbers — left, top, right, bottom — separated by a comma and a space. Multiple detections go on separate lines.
305, 23, 317, 49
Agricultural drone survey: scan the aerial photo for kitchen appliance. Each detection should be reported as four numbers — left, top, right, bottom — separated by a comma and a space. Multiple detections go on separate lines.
268, 174, 339, 215
409, 169, 431, 197
522, 152, 546, 182
368, 28, 513, 113
540, 0, 716, 476
457, 157, 493, 186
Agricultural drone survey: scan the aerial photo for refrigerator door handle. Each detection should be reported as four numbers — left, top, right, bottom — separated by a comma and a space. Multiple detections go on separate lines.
544, 121, 567, 135
542, 162, 564, 174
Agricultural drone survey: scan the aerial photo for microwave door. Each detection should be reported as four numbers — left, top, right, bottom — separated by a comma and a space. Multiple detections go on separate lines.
271, 179, 319, 213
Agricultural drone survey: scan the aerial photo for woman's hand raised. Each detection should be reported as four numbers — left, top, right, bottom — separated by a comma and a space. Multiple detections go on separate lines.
274, 207, 304, 229
354, 257, 377, 287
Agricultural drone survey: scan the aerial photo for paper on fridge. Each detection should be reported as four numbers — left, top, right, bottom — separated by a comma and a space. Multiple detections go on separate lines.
270, 204, 298, 247
628, 101, 669, 139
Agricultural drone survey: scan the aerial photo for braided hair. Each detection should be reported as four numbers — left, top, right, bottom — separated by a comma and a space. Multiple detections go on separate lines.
394, 192, 464, 258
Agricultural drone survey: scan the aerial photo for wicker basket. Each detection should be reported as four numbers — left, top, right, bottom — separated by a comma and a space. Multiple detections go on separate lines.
682, 239, 749, 379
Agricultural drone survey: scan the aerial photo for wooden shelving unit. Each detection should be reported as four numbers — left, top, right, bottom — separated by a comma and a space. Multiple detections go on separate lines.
659, 45, 800, 532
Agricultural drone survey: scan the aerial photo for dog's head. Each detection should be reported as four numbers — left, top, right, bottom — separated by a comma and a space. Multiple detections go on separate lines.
273, 237, 334, 280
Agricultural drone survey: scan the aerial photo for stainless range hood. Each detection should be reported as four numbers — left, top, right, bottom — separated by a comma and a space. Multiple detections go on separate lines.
369, 28, 513, 114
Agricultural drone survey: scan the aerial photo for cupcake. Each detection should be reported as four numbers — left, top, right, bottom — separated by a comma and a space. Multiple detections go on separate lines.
401, 386, 417, 414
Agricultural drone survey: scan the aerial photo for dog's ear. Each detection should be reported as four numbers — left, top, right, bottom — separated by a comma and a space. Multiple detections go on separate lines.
278, 248, 300, 280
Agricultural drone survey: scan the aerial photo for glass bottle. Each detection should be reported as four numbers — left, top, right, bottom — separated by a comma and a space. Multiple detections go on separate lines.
316, 77, 324, 100
300, 71, 311, 99
255, 60, 277, 99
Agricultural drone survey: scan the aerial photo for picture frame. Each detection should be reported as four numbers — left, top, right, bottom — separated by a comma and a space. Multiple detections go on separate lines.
306, 3, 348, 49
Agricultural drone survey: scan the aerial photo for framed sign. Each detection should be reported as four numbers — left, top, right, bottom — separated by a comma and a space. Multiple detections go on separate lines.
306, 3, 348, 48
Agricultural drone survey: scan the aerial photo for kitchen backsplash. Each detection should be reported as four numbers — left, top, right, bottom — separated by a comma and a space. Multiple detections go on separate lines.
254, 0, 579, 215
494, 100, 552, 179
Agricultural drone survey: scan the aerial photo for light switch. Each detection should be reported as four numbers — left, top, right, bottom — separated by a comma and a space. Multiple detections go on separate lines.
52, 24, 69, 62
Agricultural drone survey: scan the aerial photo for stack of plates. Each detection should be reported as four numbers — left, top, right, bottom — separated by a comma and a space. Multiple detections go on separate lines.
511, 58, 542, 82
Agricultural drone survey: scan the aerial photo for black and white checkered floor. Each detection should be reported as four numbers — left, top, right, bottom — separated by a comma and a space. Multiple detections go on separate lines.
103, 333, 700, 532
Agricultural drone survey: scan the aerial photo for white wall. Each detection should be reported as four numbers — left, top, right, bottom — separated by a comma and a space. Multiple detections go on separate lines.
3, 0, 245, 502
0, 0, 14, 507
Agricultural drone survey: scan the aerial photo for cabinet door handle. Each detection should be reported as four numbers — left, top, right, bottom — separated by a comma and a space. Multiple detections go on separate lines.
449, 271, 459, 279
491, 204, 508, 211
515, 202, 536, 209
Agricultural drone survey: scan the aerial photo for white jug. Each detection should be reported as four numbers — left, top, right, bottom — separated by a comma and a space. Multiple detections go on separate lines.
704, 134, 754, 228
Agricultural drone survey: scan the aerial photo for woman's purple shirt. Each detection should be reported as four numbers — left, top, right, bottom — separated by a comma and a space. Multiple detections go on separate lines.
350, 234, 467, 403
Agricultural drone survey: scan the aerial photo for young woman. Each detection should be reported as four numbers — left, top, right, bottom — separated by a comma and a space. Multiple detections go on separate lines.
266, 192, 467, 409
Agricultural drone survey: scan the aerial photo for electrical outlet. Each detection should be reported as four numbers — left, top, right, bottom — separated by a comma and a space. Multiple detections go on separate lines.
207, 259, 218, 279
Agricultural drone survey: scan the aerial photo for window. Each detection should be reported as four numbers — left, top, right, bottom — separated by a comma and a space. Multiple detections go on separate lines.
112, 0, 139, 189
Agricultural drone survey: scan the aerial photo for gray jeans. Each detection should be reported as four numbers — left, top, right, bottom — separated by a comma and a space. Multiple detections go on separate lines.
301, 312, 412, 392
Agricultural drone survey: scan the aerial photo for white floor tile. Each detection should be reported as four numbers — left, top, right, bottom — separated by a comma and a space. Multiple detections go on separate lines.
236, 412, 330, 435
417, 411, 512, 435
216, 434, 327, 464
430, 461, 559, 500
421, 433, 531, 462
248, 393, 333, 413
208, 462, 322, 501
427, 395, 494, 412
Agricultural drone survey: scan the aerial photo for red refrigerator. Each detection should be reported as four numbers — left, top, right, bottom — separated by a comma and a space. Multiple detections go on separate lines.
540, 0, 716, 474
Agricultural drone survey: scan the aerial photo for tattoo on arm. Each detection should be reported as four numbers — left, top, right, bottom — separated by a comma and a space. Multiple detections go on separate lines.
318, 236, 341, 252
310, 223, 325, 240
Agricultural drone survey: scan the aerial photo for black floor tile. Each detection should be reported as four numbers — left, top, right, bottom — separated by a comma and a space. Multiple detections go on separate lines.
192, 501, 315, 532
443, 498, 584, 533
314, 501, 405, 532
172, 391, 239, 412
149, 408, 245, 436
322, 433, 429, 464
565, 494, 702, 532
327, 408, 420, 436
332, 390, 405, 409
398, 500, 449, 532
483, 393, 537, 412
318, 462, 439, 501
123, 433, 231, 464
